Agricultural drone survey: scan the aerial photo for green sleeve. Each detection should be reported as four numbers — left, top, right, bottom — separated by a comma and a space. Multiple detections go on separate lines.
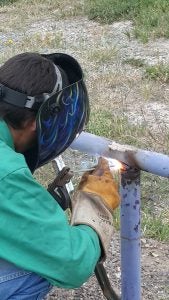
0, 167, 101, 288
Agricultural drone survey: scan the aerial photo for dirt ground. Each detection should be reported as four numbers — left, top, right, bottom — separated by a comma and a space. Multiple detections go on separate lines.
47, 232, 169, 300
0, 5, 169, 299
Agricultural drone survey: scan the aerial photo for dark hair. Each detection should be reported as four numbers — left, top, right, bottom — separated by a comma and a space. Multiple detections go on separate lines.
0, 52, 57, 129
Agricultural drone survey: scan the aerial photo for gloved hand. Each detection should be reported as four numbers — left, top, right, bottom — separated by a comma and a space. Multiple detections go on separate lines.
78, 157, 120, 211
71, 157, 120, 261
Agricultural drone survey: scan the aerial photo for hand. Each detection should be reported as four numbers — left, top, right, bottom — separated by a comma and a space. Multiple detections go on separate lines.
78, 157, 120, 211
71, 158, 120, 260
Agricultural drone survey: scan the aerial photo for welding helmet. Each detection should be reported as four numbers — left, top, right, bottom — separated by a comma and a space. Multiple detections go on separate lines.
0, 53, 89, 172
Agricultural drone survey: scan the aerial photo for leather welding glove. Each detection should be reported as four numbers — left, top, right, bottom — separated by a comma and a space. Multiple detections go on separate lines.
71, 157, 120, 261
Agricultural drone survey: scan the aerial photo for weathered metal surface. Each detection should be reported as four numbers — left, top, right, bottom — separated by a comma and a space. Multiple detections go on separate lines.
120, 168, 141, 300
70, 132, 169, 177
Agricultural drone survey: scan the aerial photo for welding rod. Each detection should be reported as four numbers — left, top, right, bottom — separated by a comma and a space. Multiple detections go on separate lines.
72, 164, 119, 174
72, 167, 95, 173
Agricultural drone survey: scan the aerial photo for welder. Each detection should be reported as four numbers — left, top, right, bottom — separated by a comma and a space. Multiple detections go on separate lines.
0, 52, 120, 299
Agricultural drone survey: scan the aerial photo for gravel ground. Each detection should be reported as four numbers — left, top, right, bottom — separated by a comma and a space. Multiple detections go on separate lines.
46, 232, 169, 300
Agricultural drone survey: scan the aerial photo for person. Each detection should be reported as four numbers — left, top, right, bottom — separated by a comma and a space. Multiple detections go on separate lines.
0, 52, 120, 299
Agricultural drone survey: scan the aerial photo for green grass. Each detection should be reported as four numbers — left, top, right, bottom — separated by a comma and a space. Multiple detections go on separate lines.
0, 0, 17, 5
87, 109, 149, 148
113, 207, 120, 231
86, 110, 114, 138
85, 0, 169, 42
141, 172, 169, 242
86, 0, 138, 23
124, 58, 145, 68
87, 109, 169, 154
141, 173, 169, 203
142, 208, 169, 242
145, 64, 169, 83
124, 59, 169, 84
88, 47, 118, 64
113, 208, 169, 242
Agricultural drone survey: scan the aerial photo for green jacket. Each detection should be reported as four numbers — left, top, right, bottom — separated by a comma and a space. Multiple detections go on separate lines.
0, 121, 100, 288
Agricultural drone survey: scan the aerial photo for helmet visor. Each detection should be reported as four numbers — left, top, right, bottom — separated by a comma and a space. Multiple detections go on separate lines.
36, 79, 89, 168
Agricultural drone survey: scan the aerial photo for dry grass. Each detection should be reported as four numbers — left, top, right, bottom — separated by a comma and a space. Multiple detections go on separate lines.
0, 0, 84, 32
0, 0, 84, 63
0, 32, 63, 65
87, 47, 118, 64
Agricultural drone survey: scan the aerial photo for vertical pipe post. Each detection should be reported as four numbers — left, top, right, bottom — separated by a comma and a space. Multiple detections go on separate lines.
120, 168, 141, 300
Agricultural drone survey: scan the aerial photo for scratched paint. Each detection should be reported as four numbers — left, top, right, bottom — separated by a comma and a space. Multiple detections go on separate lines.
120, 169, 141, 300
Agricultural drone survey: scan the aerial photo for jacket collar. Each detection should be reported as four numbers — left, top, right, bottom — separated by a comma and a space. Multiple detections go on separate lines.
0, 120, 15, 150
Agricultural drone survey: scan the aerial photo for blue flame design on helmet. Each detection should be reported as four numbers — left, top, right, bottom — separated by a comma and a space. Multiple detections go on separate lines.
37, 78, 89, 167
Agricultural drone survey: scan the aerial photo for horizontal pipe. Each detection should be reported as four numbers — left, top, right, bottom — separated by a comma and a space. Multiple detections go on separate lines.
70, 132, 169, 178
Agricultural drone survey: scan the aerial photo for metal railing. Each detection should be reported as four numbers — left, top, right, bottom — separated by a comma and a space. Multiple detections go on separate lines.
69, 131, 169, 300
